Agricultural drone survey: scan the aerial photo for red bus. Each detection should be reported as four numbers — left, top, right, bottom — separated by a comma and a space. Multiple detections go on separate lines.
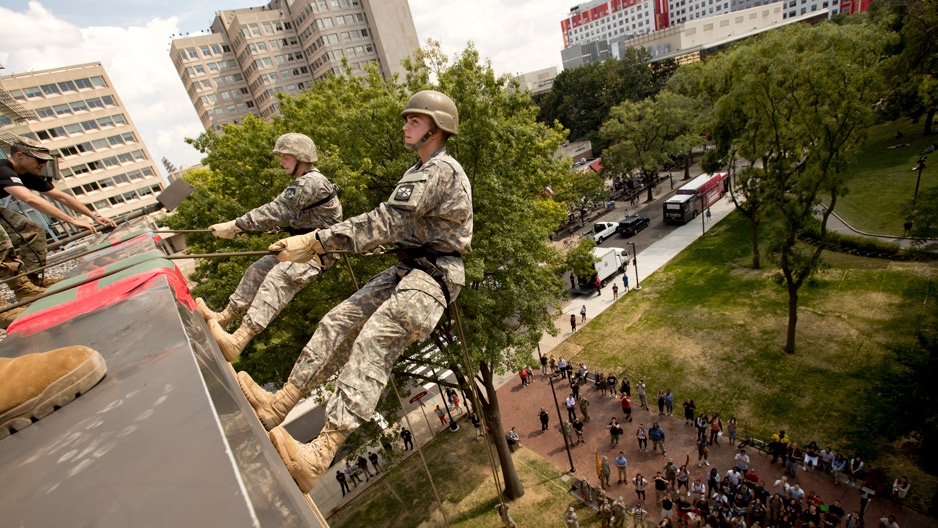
663, 172, 728, 224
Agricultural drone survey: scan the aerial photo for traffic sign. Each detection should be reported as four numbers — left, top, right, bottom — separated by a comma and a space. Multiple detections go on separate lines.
409, 390, 428, 404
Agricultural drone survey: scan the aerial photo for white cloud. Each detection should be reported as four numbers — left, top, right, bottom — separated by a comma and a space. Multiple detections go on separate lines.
409, 0, 568, 76
0, 1, 205, 173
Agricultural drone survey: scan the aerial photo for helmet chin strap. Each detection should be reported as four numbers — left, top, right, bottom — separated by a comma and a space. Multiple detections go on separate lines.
289, 160, 306, 177
405, 128, 438, 151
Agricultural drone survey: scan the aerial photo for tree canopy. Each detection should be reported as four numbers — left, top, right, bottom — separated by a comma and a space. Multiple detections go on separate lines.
692, 22, 890, 354
535, 49, 659, 152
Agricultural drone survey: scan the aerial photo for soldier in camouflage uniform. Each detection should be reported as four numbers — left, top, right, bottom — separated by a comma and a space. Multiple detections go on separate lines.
195, 133, 342, 361
611, 496, 628, 528
237, 90, 472, 493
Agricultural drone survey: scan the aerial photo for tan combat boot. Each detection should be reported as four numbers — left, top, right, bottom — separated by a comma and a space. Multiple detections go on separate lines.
195, 297, 236, 327
209, 319, 259, 362
9, 275, 45, 302
237, 371, 301, 430
269, 425, 348, 493
28, 273, 63, 288
0, 302, 25, 329
0, 346, 107, 439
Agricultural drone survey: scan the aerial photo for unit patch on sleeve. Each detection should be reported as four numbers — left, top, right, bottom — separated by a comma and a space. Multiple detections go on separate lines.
395, 185, 414, 202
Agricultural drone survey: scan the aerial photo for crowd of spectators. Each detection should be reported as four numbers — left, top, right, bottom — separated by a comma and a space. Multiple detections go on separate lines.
545, 367, 910, 528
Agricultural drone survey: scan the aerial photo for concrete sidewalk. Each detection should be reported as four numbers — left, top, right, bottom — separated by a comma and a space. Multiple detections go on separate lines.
538, 192, 735, 358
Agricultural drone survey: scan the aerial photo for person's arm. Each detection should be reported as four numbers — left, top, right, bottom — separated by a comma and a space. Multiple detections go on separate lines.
43, 188, 116, 228
6, 186, 96, 233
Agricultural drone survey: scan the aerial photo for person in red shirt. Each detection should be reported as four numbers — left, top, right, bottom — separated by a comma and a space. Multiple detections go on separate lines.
620, 393, 632, 422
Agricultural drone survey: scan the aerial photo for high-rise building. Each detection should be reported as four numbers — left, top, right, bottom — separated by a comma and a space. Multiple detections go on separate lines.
0, 62, 164, 234
560, 0, 870, 68
170, 0, 419, 133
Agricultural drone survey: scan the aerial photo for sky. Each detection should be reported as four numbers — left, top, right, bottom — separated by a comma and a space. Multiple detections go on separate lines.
0, 0, 573, 175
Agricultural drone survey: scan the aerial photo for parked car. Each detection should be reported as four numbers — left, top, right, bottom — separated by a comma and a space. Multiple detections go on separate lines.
584, 221, 618, 243
618, 215, 650, 237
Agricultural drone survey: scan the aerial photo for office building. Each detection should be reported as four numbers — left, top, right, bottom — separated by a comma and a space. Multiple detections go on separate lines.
0, 62, 164, 234
170, 0, 419, 132
560, 0, 870, 69
515, 67, 559, 95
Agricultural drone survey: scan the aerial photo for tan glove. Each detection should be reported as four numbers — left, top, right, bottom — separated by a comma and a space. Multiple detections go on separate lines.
209, 220, 241, 239
268, 230, 325, 264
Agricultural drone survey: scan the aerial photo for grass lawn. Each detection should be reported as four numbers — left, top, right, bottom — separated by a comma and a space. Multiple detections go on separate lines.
833, 119, 938, 235
328, 425, 615, 528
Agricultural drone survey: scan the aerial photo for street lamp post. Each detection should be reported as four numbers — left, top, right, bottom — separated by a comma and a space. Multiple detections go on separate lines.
628, 241, 641, 290
537, 345, 576, 474
912, 156, 927, 209
699, 195, 706, 236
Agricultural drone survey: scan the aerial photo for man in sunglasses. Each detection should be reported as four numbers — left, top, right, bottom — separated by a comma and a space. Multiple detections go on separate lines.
1, 137, 115, 288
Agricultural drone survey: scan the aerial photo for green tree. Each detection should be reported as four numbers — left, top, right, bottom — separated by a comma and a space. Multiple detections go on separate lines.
600, 91, 691, 203
563, 238, 599, 288
704, 22, 889, 354
875, 0, 938, 136
871, 330, 938, 474
536, 49, 657, 151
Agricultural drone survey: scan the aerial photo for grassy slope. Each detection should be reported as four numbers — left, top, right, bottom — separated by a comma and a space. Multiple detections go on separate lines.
329, 425, 612, 528
834, 119, 938, 235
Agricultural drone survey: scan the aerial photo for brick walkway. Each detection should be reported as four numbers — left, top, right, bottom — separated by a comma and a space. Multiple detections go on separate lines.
497, 373, 919, 527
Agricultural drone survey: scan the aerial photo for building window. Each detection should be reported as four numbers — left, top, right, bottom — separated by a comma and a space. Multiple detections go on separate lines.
53, 104, 72, 115
41, 84, 60, 96
24, 86, 43, 98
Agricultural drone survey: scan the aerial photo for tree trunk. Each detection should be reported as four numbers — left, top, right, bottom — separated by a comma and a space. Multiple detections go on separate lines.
785, 283, 798, 354
750, 219, 761, 270
480, 361, 525, 500
684, 150, 692, 180
924, 108, 935, 137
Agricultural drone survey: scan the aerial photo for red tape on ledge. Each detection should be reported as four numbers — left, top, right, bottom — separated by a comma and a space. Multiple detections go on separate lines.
8, 266, 195, 337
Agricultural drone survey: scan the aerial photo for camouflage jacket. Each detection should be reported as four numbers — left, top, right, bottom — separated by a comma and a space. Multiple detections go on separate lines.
318, 147, 472, 288
234, 168, 341, 233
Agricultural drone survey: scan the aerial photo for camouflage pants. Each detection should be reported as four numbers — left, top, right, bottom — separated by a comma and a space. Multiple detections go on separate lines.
289, 265, 457, 432
228, 255, 321, 330
0, 208, 46, 273
0, 223, 21, 279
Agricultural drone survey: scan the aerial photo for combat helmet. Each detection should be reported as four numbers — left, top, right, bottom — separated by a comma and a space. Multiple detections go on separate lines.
272, 133, 318, 163
400, 90, 459, 136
